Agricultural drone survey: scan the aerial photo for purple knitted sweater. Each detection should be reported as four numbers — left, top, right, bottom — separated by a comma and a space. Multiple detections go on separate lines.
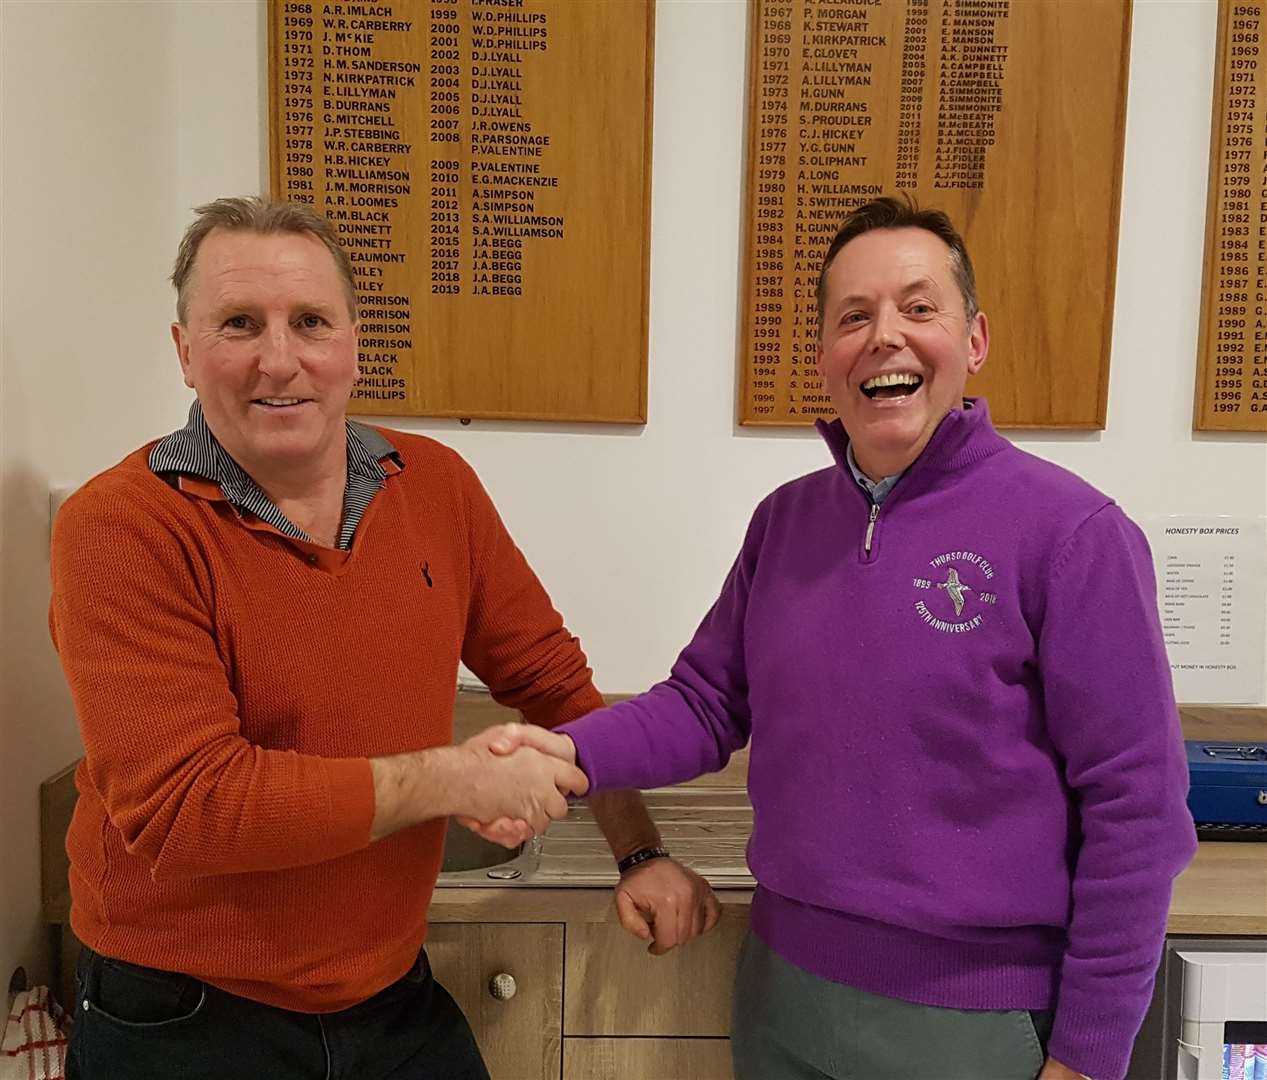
561, 401, 1196, 1080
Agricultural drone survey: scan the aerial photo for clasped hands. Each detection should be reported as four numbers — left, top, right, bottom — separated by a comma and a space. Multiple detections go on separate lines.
450, 722, 583, 847
451, 723, 722, 955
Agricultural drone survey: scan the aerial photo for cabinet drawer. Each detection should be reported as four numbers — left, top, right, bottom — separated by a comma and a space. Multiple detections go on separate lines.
564, 1037, 733, 1079
564, 904, 749, 1036
427, 922, 563, 1080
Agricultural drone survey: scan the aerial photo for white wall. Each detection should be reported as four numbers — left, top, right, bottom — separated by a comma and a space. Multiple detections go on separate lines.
2, 0, 1263, 990
0, 0, 268, 991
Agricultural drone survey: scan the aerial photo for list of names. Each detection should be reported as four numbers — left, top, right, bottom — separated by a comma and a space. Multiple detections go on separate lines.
740, 0, 1132, 430
1197, 0, 1267, 431
744, 0, 1012, 423
272, 0, 652, 422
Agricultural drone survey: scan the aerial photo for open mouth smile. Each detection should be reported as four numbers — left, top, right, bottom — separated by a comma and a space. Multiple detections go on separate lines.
860, 373, 924, 400
251, 398, 310, 408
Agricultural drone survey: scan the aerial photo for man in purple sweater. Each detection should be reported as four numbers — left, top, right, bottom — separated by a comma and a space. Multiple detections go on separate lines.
481, 198, 1196, 1080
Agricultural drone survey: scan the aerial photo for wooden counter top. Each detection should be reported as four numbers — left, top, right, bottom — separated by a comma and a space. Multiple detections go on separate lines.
430, 841, 1266, 936
1167, 842, 1267, 935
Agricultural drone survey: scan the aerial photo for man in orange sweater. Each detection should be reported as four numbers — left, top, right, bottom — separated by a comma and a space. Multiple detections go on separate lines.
49, 197, 719, 1080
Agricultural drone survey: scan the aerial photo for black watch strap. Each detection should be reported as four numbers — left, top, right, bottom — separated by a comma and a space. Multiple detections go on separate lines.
617, 846, 671, 874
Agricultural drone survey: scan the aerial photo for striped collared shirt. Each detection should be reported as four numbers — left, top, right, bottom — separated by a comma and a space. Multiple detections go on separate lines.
148, 402, 399, 550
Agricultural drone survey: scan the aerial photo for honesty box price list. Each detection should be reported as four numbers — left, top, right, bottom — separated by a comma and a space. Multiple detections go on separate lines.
269, 0, 653, 423
1145, 516, 1267, 704
1196, 0, 1267, 432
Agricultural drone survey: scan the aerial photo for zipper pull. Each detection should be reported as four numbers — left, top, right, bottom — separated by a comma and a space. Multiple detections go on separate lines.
864, 503, 879, 555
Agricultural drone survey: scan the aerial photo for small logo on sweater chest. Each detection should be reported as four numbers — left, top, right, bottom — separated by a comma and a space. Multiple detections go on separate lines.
911, 550, 999, 634
421, 562, 433, 588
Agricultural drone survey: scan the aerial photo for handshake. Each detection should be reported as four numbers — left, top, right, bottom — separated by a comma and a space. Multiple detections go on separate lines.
448, 723, 586, 848
366, 721, 723, 957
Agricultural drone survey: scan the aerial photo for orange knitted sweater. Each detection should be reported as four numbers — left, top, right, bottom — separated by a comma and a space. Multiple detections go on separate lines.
49, 428, 603, 1012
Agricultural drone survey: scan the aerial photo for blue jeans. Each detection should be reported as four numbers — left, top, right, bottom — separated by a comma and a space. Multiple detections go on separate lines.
68, 945, 490, 1080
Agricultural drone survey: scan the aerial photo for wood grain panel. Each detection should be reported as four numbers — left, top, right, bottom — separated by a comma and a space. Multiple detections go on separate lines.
425, 922, 563, 1079
429, 888, 758, 924
1195, 0, 1267, 430
1167, 843, 1267, 934
1180, 704, 1267, 741
564, 905, 750, 1036
268, 0, 652, 422
39, 761, 77, 925
739, 0, 1131, 428
563, 1038, 734, 1080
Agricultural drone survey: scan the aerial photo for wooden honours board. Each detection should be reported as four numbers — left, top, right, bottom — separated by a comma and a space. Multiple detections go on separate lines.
1195, 0, 1267, 432
269, 0, 653, 423
739, 0, 1132, 428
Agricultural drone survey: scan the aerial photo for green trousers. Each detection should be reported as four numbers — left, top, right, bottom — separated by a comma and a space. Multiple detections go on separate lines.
731, 932, 1054, 1080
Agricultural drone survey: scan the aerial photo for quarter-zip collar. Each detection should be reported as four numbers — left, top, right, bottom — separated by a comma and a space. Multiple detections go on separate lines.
815, 397, 1009, 510
816, 398, 1011, 560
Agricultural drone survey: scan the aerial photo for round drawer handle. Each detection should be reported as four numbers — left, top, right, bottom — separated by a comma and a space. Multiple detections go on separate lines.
488, 972, 517, 1001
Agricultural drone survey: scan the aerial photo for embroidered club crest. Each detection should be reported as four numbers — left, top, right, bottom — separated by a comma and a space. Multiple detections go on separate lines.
911, 550, 999, 634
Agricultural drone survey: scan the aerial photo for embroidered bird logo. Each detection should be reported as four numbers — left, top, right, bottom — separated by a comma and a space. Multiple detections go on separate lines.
937, 567, 972, 616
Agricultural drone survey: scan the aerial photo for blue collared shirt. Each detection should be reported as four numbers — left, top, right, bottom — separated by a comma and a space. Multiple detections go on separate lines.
844, 442, 904, 506
842, 401, 974, 504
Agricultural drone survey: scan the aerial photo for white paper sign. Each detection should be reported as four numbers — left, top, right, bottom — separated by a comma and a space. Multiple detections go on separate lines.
1139, 516, 1267, 704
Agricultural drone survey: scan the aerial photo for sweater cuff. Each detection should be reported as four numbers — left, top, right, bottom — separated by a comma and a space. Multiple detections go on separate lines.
323, 757, 377, 849
1046, 1001, 1140, 1080
556, 709, 620, 794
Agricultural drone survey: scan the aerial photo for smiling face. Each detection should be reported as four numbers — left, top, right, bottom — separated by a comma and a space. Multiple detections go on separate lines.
816, 227, 988, 480
171, 228, 360, 485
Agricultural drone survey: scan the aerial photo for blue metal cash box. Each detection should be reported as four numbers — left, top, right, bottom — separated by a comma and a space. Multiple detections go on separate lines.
1185, 742, 1267, 841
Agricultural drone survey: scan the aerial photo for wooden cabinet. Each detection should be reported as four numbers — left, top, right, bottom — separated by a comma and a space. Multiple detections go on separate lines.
425, 922, 564, 1080
565, 907, 748, 1037
563, 1038, 733, 1078
427, 900, 746, 1080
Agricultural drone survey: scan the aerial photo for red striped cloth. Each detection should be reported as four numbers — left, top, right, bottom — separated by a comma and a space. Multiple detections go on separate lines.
1, 988, 67, 1080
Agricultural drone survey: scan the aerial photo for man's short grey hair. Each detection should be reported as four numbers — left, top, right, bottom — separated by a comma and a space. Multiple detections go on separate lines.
171, 196, 357, 322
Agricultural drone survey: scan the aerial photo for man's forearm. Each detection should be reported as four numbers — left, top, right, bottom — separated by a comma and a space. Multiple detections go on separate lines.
370, 733, 587, 843
587, 790, 663, 862
369, 747, 463, 841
